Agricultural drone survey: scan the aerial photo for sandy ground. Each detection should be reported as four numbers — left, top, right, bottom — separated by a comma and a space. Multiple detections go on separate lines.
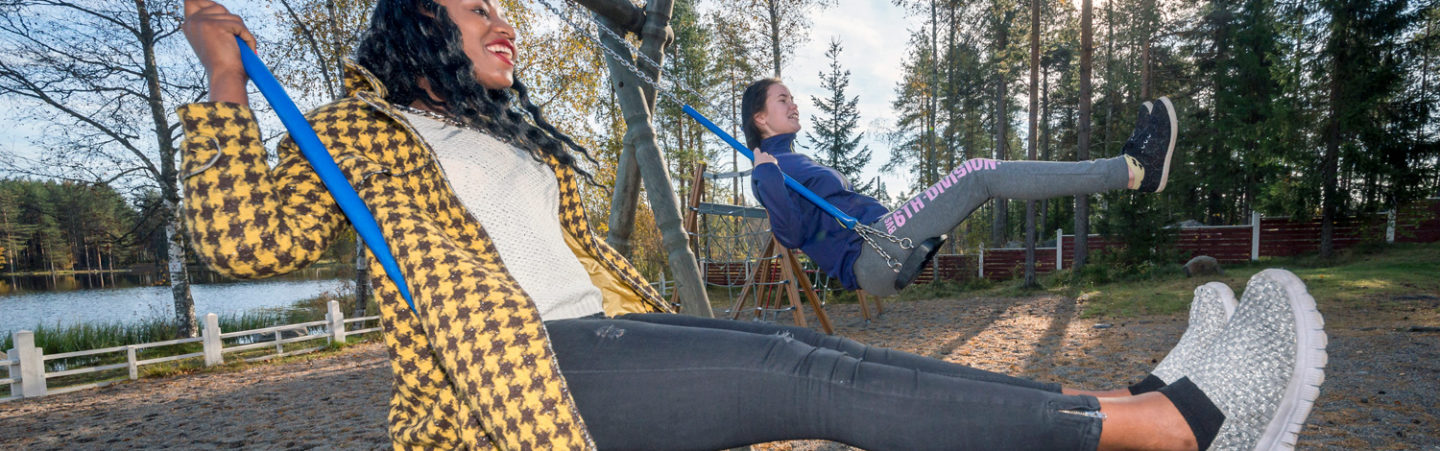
1, 292, 1436, 450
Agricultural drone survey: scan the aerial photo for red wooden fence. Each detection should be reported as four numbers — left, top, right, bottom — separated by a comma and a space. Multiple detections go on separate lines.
1397, 199, 1440, 242
922, 198, 1440, 283
695, 199, 1438, 286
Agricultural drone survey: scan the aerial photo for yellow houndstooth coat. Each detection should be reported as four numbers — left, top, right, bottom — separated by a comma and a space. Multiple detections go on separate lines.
176, 61, 672, 450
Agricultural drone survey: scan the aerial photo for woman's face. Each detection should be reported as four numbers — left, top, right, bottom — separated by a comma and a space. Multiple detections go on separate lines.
440, 0, 518, 90
754, 83, 802, 138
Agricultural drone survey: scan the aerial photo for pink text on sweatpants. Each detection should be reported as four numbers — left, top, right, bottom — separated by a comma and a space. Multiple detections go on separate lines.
882, 158, 999, 234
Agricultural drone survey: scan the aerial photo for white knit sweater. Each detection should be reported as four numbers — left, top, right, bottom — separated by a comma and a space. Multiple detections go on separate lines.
401, 112, 604, 321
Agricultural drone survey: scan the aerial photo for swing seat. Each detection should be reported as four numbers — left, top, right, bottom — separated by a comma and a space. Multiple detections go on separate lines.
895, 235, 947, 291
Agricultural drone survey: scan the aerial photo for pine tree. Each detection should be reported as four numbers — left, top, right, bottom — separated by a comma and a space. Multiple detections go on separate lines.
659, 0, 719, 204
804, 39, 876, 196
1317, 0, 1418, 257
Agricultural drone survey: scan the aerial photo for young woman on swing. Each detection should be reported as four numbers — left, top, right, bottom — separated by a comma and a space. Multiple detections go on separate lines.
180, 0, 1324, 449
743, 79, 1179, 297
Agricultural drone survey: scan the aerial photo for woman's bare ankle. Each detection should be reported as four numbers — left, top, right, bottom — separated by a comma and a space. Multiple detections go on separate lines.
1096, 393, 1199, 451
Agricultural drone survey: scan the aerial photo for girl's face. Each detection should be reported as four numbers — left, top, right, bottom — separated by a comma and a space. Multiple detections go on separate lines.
753, 83, 802, 138
441, 0, 518, 90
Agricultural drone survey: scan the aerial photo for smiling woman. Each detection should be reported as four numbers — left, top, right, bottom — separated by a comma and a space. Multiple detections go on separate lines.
172, 0, 1323, 450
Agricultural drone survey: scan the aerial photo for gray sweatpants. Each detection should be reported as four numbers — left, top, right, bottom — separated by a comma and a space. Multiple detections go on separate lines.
853, 157, 1130, 295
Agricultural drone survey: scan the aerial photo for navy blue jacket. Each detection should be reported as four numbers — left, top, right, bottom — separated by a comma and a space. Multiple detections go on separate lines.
751, 134, 889, 290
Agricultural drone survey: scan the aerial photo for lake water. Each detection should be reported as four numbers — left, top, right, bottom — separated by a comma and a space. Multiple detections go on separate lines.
0, 266, 355, 337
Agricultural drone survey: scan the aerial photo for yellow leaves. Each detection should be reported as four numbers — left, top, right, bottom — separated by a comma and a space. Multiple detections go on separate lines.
264, 0, 376, 100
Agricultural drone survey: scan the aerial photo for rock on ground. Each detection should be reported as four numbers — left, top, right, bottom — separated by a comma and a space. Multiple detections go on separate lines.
1184, 255, 1224, 277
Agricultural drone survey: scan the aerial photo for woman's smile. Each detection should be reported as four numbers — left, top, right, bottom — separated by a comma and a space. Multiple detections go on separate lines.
485, 38, 516, 67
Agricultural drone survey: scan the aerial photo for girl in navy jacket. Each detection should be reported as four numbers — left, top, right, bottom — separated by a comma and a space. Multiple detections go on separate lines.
743, 78, 1178, 296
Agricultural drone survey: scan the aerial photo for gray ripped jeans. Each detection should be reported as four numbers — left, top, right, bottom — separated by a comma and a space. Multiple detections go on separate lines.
549, 313, 1103, 450
853, 157, 1130, 296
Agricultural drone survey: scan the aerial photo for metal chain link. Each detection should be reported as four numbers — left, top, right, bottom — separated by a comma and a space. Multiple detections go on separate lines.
558, 0, 733, 120
855, 224, 912, 271
538, 0, 683, 104
538, 0, 734, 129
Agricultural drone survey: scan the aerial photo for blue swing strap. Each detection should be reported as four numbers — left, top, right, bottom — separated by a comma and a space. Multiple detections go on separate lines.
680, 105, 914, 271
234, 36, 419, 313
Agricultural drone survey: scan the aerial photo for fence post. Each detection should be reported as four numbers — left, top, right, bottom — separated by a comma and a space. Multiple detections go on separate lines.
1056, 229, 1063, 271
1251, 211, 1261, 261
328, 300, 347, 344
203, 313, 222, 367
127, 345, 139, 380
12, 331, 45, 398
977, 247, 985, 279
1386, 210, 1396, 243
5, 347, 15, 396
7, 346, 21, 397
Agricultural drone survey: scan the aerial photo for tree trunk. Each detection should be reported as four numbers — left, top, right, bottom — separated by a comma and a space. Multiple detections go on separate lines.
946, 1, 958, 174
327, 0, 343, 97
927, 0, 938, 186
1, 208, 14, 273
1040, 64, 1051, 233
1103, 0, 1116, 158
1320, 57, 1341, 259
991, 17, 1010, 246
353, 238, 371, 317
1421, 16, 1434, 188
1141, 0, 1153, 100
768, 0, 783, 77
597, 5, 713, 317
164, 200, 197, 336
944, 4, 959, 249
1074, 0, 1093, 268
1024, 0, 1040, 288
135, 0, 198, 337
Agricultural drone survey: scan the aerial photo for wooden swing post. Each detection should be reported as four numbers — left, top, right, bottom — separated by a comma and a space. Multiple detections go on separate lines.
580, 0, 713, 317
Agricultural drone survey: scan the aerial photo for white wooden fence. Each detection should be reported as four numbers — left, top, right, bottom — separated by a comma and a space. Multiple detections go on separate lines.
2, 300, 381, 402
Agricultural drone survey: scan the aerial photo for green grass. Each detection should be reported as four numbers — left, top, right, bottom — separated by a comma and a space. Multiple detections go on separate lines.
951, 242, 1440, 318
1, 290, 365, 354
1, 290, 381, 398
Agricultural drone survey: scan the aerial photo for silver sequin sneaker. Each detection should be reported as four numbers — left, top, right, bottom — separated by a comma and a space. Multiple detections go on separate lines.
1151, 282, 1238, 384
1190, 269, 1327, 450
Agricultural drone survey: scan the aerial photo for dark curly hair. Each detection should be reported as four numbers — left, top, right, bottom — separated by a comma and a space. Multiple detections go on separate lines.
353, 0, 601, 182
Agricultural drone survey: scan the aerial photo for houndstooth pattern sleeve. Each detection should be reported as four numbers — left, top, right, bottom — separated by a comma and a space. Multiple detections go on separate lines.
177, 101, 345, 279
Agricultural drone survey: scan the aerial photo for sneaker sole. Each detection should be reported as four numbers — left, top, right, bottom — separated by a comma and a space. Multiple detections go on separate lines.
1155, 96, 1178, 192
1253, 268, 1328, 451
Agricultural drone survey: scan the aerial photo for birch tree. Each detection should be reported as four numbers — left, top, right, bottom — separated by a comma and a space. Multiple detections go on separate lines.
0, 0, 204, 336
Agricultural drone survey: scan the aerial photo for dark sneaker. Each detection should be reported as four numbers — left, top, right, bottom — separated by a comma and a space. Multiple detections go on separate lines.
1189, 269, 1328, 450
1151, 282, 1237, 384
1123, 97, 1178, 192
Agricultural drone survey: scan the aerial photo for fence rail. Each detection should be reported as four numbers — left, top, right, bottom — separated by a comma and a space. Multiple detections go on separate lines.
4, 300, 381, 402
930, 198, 1439, 283
342, 316, 383, 336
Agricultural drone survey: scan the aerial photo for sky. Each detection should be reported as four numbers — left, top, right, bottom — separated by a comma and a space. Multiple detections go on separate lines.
0, 0, 921, 200
714, 0, 918, 203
